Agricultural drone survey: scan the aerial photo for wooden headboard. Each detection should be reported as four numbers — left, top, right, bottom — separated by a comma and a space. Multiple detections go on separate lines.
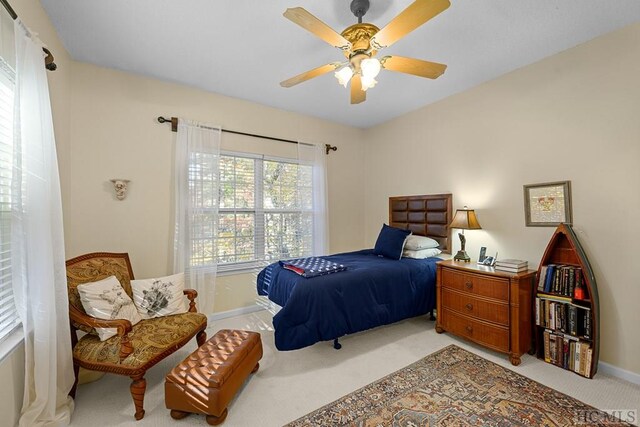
389, 194, 453, 254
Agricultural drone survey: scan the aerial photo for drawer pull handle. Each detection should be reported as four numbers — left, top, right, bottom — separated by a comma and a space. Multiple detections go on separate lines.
465, 325, 473, 333
465, 303, 473, 311
465, 282, 473, 289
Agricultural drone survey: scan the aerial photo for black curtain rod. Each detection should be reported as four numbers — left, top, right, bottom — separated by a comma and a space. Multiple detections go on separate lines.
1, 0, 57, 71
157, 116, 337, 155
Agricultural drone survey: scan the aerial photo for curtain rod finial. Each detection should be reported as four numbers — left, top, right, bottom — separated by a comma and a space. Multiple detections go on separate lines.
325, 144, 337, 155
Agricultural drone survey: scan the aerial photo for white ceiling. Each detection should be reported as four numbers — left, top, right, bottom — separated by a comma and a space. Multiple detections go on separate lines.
41, 0, 640, 128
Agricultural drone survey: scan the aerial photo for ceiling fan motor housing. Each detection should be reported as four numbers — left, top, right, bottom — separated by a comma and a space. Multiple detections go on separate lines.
350, 0, 370, 23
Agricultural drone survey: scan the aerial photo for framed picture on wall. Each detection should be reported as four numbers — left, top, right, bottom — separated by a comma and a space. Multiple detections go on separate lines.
523, 181, 572, 227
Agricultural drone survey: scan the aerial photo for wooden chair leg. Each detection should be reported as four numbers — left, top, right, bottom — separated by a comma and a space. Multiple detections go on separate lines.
197, 330, 207, 347
69, 362, 80, 399
251, 363, 260, 374
130, 375, 146, 420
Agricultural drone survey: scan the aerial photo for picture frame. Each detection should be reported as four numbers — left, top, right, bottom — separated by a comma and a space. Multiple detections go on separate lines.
523, 181, 572, 227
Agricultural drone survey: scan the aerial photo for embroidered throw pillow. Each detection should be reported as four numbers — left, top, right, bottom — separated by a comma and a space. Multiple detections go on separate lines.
131, 273, 188, 319
77, 275, 142, 341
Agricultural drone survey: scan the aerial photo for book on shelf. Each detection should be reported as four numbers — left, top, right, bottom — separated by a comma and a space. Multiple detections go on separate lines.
537, 265, 548, 291
542, 329, 592, 378
543, 264, 556, 293
534, 297, 592, 339
540, 264, 586, 299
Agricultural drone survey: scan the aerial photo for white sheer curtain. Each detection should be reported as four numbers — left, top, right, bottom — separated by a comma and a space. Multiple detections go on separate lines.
174, 119, 221, 315
11, 20, 74, 426
297, 143, 329, 256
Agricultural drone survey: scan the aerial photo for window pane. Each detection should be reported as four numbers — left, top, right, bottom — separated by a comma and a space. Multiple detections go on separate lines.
215, 212, 255, 263
264, 212, 312, 260
264, 160, 307, 210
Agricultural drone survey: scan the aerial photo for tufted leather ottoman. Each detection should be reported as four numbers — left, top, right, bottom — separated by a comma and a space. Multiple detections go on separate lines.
165, 329, 263, 425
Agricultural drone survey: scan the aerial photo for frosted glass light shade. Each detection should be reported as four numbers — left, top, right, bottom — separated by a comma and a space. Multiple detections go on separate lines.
361, 57, 381, 79
361, 75, 378, 91
335, 66, 354, 87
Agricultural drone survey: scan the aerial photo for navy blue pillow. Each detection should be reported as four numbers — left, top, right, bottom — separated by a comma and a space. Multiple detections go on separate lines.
374, 224, 411, 260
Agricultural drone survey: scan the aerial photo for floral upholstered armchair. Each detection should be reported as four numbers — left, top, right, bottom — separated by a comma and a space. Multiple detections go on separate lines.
66, 252, 207, 420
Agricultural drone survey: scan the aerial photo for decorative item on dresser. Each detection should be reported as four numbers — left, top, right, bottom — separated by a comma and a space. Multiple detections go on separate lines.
534, 223, 599, 378
448, 206, 482, 262
436, 259, 536, 365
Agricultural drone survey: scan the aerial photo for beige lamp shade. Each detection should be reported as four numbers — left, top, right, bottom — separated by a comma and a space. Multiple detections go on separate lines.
449, 207, 482, 230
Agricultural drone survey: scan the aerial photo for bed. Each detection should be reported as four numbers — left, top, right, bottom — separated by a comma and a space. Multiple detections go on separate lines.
256, 194, 453, 351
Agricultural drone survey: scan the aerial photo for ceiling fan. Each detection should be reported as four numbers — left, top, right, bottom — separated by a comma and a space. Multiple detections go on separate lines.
280, 0, 451, 104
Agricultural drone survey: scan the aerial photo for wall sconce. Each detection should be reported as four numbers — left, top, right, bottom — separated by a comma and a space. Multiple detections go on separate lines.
110, 179, 130, 200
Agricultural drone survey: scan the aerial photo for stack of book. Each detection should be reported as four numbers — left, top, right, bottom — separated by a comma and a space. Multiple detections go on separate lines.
537, 264, 584, 297
494, 259, 528, 273
542, 329, 593, 378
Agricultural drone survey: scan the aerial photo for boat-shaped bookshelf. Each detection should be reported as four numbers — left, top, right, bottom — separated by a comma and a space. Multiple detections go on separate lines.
534, 223, 599, 378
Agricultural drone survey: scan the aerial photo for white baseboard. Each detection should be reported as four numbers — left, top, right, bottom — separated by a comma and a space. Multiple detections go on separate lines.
207, 305, 265, 322
599, 361, 640, 386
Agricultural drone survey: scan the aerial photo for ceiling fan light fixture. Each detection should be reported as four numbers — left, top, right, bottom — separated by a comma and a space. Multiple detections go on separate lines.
360, 57, 381, 79
361, 75, 378, 91
335, 66, 354, 87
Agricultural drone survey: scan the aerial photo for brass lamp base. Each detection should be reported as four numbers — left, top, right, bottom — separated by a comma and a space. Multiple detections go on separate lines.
453, 250, 471, 262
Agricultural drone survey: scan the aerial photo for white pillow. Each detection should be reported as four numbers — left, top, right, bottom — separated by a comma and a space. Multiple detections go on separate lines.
77, 276, 142, 341
404, 235, 440, 251
403, 248, 442, 259
131, 273, 188, 319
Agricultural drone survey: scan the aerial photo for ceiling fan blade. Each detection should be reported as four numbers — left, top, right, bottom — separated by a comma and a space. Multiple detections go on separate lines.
280, 62, 341, 88
371, 0, 450, 49
381, 56, 447, 79
283, 7, 352, 51
350, 74, 366, 104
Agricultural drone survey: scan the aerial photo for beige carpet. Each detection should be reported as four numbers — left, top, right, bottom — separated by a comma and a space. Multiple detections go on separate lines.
69, 309, 640, 426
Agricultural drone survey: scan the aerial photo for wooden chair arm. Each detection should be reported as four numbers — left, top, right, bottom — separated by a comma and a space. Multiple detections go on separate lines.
183, 288, 199, 313
70, 305, 133, 335
69, 305, 134, 361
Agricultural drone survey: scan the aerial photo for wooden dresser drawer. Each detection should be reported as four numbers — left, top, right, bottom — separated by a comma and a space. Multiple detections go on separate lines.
441, 308, 510, 352
441, 288, 509, 326
441, 267, 509, 301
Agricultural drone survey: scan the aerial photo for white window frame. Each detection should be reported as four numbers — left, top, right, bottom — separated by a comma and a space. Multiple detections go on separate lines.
214, 151, 314, 274
0, 52, 23, 359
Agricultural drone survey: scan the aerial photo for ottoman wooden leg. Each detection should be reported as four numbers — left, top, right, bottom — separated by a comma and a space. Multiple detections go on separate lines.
130, 375, 146, 420
251, 363, 260, 374
206, 408, 228, 426
170, 410, 190, 420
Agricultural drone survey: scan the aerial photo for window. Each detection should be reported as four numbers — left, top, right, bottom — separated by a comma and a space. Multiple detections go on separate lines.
0, 55, 20, 344
188, 152, 313, 271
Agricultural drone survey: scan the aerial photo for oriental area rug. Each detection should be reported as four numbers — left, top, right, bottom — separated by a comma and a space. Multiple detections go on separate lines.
286, 345, 629, 427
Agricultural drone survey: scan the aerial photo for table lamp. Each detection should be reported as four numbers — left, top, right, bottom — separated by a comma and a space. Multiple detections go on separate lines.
449, 206, 482, 262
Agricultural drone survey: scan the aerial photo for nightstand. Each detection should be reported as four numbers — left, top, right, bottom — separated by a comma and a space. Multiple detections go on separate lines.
435, 259, 536, 365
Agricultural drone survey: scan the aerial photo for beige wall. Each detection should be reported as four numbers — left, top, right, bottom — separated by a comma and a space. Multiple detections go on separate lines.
363, 24, 640, 374
65, 61, 366, 313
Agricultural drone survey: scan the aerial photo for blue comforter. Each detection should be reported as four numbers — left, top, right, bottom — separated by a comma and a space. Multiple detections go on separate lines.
256, 249, 438, 350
